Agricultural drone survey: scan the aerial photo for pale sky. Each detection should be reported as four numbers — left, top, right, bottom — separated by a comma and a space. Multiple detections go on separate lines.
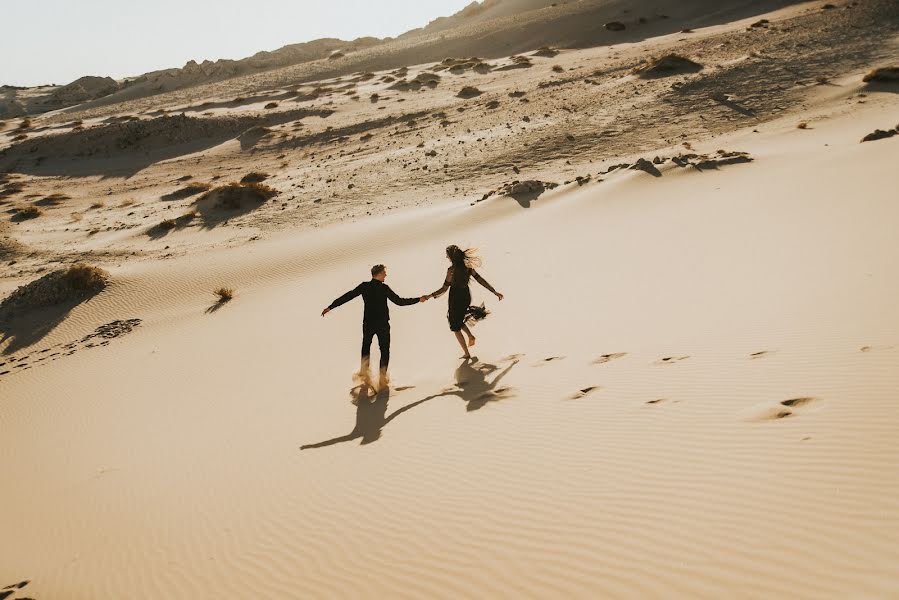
0, 0, 475, 87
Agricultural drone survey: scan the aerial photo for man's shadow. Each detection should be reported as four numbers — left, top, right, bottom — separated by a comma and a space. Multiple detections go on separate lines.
300, 387, 435, 449
423, 358, 519, 412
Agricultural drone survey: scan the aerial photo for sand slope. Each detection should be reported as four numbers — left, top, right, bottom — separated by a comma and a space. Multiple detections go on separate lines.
1, 86, 898, 598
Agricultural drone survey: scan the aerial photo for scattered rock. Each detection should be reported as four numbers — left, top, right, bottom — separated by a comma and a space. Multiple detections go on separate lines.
630, 158, 661, 177
605, 21, 626, 31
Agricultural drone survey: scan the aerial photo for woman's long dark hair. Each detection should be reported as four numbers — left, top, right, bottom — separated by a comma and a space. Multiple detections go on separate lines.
446, 245, 481, 286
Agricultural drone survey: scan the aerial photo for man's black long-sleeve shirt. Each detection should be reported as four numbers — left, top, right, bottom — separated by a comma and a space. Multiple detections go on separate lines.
328, 279, 420, 326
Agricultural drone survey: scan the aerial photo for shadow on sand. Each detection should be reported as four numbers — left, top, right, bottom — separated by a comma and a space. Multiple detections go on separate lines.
0, 299, 90, 355
300, 358, 519, 450
300, 388, 438, 449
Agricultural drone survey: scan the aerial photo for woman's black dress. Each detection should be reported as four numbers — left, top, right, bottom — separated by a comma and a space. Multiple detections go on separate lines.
447, 283, 471, 332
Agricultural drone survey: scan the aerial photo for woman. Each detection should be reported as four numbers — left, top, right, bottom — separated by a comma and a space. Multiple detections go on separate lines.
428, 245, 504, 358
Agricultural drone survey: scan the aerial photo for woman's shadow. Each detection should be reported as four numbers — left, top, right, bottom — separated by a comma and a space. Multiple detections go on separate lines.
439, 357, 519, 411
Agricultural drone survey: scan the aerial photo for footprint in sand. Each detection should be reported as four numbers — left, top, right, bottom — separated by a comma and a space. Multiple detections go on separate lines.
745, 396, 819, 422
1, 580, 32, 600
535, 355, 565, 366
569, 386, 599, 399
860, 345, 894, 353
749, 350, 773, 359
593, 352, 627, 364
655, 355, 690, 365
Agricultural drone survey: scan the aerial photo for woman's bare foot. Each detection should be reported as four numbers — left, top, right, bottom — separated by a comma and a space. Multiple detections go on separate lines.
468, 335, 476, 347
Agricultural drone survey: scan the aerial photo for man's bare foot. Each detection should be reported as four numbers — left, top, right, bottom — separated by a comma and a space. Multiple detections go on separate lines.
468, 336, 476, 347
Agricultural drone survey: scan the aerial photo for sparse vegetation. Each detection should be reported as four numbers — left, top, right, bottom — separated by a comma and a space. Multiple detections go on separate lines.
797, 122, 809, 129
18, 118, 32, 130
158, 219, 176, 230
12, 133, 27, 141
201, 182, 279, 210
264, 102, 279, 109
15, 206, 42, 220
458, 86, 483, 99
0, 263, 108, 319
177, 209, 198, 223
89, 201, 105, 209
240, 171, 270, 184
552, 65, 564, 73
632, 54, 703, 77
862, 66, 899, 83
214, 287, 234, 302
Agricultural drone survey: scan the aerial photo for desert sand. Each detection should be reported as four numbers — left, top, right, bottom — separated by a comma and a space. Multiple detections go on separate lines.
1, 0, 898, 598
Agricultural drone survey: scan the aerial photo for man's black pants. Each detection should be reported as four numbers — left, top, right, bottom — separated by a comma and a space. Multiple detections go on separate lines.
361, 322, 390, 371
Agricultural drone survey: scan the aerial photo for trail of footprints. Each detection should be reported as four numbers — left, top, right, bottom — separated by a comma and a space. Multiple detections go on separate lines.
0, 319, 141, 379
548, 346, 892, 420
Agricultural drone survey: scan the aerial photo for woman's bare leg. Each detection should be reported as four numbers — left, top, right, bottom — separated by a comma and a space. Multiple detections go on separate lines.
461, 324, 476, 347
454, 331, 471, 358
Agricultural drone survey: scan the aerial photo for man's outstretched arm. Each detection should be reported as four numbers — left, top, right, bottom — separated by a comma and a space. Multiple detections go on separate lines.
386, 285, 424, 306
322, 283, 364, 316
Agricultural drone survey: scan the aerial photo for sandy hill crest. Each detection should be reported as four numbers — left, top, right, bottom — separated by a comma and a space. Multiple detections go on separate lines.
2, 0, 807, 120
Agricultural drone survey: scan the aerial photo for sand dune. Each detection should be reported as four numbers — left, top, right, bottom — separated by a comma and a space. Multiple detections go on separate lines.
1, 0, 899, 597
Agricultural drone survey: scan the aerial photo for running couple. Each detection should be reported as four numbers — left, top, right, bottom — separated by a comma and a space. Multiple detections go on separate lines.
321, 245, 504, 390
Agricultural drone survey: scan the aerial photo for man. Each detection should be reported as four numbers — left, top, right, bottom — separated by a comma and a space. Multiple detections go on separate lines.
322, 264, 428, 390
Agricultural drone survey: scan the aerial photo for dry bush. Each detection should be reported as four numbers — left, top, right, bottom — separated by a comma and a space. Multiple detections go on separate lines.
0, 121, 6, 131
177, 209, 198, 223
120, 198, 136, 207
552, 65, 564, 73
797, 122, 809, 129
240, 171, 270, 184
264, 102, 279, 109
632, 54, 703, 78
214, 287, 234, 302
158, 219, 176, 230
202, 182, 279, 210
66, 264, 107, 291
15, 206, 42, 219
862, 66, 899, 83
89, 201, 105, 209
12, 133, 27, 141
18, 118, 32, 130
457, 86, 483, 99
0, 263, 108, 318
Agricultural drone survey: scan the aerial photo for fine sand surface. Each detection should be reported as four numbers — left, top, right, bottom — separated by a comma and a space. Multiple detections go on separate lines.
2, 1, 899, 598
2, 93, 898, 599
